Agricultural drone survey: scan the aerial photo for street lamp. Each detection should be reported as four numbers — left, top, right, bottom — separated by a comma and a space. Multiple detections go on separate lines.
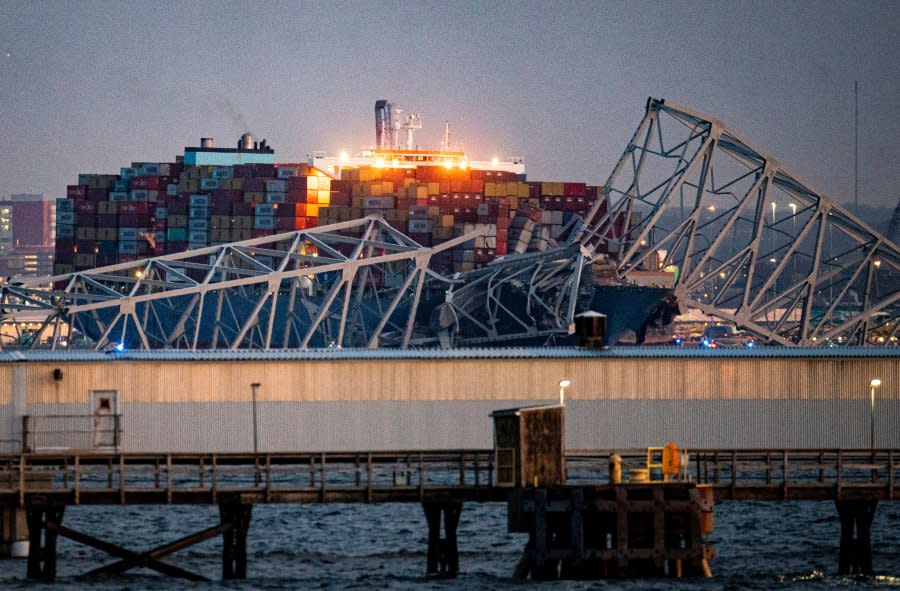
869, 378, 881, 450
558, 379, 570, 407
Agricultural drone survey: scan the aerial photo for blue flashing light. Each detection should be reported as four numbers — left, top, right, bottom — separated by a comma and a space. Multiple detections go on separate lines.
114, 342, 125, 352
746, 340, 756, 348
674, 337, 683, 346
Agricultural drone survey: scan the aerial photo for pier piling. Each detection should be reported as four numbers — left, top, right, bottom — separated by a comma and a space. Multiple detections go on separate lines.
422, 501, 462, 577
836, 500, 877, 575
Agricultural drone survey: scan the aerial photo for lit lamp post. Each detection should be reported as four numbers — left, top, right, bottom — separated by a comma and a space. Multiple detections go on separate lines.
558, 379, 570, 407
869, 378, 881, 450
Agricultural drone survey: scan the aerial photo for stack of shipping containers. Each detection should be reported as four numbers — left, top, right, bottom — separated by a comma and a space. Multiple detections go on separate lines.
56, 144, 626, 276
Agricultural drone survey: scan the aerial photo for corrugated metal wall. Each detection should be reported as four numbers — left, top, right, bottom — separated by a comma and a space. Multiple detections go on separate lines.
2, 355, 897, 451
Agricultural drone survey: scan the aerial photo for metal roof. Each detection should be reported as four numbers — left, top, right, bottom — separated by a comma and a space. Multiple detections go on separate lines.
0, 346, 896, 363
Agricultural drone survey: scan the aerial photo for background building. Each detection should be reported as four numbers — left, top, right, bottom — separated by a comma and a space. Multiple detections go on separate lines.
0, 194, 55, 278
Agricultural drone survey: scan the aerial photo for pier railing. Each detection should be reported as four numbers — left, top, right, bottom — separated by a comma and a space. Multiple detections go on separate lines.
0, 448, 897, 504
0, 450, 500, 505
566, 449, 899, 501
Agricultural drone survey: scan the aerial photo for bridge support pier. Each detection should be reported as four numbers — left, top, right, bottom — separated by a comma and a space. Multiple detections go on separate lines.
26, 505, 64, 581
836, 500, 877, 576
219, 502, 252, 579
422, 501, 462, 577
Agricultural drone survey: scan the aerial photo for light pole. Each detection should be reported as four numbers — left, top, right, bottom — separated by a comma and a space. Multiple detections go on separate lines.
558, 379, 570, 407
251, 382, 261, 455
770, 202, 776, 225
869, 378, 881, 450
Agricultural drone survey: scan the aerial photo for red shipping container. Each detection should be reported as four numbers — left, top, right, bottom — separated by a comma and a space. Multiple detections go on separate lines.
87, 188, 108, 202
231, 202, 253, 216
131, 176, 161, 190
119, 202, 149, 215
275, 217, 296, 231
244, 178, 267, 192
563, 183, 586, 197
495, 242, 508, 255
75, 201, 97, 214
67, 185, 88, 199
288, 176, 308, 190
97, 213, 117, 226
294, 217, 307, 230
210, 200, 232, 215
249, 164, 275, 178
167, 200, 188, 215
293, 203, 306, 217
305, 217, 318, 228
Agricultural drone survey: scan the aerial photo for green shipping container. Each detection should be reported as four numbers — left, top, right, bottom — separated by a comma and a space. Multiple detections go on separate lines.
167, 227, 188, 242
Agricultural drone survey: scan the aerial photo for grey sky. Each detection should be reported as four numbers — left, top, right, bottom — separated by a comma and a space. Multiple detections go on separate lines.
1, 1, 897, 207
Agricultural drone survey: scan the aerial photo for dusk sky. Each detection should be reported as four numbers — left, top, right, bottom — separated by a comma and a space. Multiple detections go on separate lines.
1, 1, 897, 208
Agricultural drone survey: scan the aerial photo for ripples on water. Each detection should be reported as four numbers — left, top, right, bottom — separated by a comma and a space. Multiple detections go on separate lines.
2, 501, 898, 589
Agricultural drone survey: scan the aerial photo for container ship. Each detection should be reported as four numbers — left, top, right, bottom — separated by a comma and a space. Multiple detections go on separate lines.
50, 100, 674, 348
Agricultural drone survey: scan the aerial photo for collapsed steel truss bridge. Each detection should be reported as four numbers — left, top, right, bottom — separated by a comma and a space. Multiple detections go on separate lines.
0, 98, 897, 350
578, 98, 899, 346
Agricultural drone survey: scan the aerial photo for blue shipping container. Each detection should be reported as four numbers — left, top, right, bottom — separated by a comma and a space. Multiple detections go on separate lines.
254, 215, 274, 230
119, 228, 138, 241
118, 241, 137, 254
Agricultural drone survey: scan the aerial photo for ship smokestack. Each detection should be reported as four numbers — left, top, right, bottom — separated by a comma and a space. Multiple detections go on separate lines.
201, 137, 214, 148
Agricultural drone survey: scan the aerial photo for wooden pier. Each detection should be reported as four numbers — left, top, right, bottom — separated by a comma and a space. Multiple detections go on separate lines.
0, 447, 897, 581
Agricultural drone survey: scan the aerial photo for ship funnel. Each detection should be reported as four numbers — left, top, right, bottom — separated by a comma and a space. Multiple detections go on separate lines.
375, 100, 393, 149
239, 133, 254, 151
201, 137, 214, 148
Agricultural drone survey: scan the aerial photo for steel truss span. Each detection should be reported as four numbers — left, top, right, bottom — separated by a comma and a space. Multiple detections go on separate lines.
0, 217, 475, 351
578, 98, 900, 346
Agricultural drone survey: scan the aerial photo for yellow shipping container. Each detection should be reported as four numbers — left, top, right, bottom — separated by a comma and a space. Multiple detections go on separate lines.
427, 182, 440, 195
510, 196, 519, 211
542, 182, 564, 196
441, 214, 454, 227
382, 181, 394, 194
416, 185, 428, 200
371, 182, 382, 196
404, 178, 416, 187
359, 168, 374, 182
318, 194, 330, 206
517, 182, 529, 198
306, 204, 319, 218
484, 182, 496, 197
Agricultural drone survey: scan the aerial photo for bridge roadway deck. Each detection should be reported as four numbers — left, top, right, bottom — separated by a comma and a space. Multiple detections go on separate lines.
1, 449, 897, 506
